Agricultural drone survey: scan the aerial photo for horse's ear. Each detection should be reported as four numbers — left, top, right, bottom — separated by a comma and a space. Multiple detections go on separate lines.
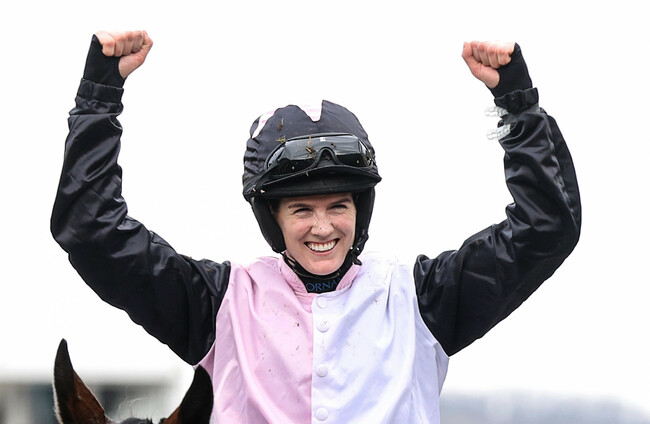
162, 366, 213, 424
53, 339, 108, 424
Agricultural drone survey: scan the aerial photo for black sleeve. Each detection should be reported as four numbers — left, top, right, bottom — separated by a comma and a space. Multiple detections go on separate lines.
51, 37, 230, 365
414, 87, 581, 356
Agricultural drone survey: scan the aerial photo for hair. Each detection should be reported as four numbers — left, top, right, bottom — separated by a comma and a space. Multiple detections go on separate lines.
268, 198, 280, 213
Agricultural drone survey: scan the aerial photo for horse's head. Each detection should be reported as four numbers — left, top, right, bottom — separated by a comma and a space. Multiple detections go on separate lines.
53, 339, 213, 424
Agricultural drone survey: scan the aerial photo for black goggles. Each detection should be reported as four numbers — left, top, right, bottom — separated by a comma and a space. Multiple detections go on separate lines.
264, 133, 374, 176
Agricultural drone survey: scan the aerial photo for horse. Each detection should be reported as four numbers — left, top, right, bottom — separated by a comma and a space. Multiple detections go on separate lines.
53, 339, 213, 424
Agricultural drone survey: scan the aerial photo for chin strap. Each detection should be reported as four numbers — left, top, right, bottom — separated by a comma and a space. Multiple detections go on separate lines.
350, 229, 368, 266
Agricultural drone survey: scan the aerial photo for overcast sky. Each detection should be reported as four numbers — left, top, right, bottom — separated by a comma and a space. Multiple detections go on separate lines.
1, 0, 649, 418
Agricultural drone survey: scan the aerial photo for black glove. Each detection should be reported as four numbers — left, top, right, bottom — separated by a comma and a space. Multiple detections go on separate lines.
489, 43, 532, 98
82, 35, 125, 87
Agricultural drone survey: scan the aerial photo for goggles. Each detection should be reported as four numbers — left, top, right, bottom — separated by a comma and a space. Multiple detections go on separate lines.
264, 133, 374, 176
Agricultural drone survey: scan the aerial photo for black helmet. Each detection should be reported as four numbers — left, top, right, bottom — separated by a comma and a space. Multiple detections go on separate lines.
242, 100, 381, 258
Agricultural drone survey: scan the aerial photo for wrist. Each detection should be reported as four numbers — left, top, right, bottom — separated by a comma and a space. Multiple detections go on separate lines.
494, 87, 539, 114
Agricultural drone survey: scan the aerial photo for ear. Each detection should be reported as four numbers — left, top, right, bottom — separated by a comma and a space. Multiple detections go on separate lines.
53, 339, 108, 424
162, 366, 213, 424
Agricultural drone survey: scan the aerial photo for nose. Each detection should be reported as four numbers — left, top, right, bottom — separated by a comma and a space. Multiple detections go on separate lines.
311, 213, 334, 237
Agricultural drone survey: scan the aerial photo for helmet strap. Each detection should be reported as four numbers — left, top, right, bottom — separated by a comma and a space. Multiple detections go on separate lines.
350, 228, 368, 266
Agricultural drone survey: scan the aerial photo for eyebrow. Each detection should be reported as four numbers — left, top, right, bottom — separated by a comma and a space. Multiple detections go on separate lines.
285, 196, 353, 210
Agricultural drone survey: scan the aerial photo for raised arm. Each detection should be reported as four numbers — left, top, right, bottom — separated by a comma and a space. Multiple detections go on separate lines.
51, 31, 230, 364
415, 41, 581, 356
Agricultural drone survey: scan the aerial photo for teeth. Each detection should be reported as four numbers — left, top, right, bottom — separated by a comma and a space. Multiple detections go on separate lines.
307, 240, 336, 252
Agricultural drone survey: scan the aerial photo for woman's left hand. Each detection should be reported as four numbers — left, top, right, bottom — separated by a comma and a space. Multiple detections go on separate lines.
461, 40, 515, 88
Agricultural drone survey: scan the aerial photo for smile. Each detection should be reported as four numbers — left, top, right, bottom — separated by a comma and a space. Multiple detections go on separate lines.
306, 240, 337, 252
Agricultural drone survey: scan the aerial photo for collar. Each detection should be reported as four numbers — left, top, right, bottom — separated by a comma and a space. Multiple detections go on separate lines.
283, 253, 354, 293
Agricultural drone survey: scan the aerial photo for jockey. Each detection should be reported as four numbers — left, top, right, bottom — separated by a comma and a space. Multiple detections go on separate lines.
52, 31, 581, 423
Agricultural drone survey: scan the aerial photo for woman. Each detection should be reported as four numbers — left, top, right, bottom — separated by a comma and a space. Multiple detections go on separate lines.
52, 31, 581, 423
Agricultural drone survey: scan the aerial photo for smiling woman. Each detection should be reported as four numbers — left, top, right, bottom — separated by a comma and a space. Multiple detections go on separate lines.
273, 193, 357, 277
244, 130, 382, 268
51, 31, 581, 424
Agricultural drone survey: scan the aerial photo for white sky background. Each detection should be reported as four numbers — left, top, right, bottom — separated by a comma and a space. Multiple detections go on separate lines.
1, 0, 649, 418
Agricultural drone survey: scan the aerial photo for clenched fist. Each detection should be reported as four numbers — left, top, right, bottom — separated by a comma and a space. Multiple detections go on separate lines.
461, 41, 516, 89
95, 30, 153, 78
